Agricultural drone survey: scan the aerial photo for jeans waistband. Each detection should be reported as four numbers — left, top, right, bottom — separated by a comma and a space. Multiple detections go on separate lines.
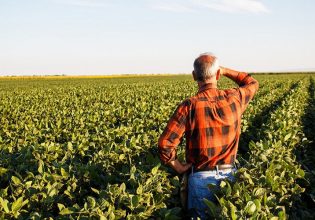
197, 164, 234, 172
189, 164, 236, 175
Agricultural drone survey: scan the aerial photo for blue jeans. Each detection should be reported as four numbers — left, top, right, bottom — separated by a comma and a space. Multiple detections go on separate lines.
188, 168, 236, 219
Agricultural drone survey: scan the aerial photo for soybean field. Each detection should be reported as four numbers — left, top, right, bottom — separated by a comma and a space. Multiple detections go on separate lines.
0, 74, 314, 219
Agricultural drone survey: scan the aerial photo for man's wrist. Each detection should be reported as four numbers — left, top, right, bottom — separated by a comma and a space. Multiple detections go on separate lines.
220, 66, 227, 76
220, 67, 242, 81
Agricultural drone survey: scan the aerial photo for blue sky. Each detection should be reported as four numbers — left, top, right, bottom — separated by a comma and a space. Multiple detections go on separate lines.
1, 0, 315, 75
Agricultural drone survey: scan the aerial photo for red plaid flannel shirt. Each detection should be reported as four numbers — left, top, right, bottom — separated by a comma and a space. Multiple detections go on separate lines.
158, 71, 259, 171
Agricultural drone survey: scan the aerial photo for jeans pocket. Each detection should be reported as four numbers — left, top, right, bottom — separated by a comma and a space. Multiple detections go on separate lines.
188, 174, 219, 208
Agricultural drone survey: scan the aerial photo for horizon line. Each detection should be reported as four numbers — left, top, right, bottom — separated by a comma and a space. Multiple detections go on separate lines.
1, 71, 315, 78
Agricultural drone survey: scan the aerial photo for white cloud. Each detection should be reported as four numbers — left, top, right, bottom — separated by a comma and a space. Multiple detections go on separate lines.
53, 0, 269, 13
196, 0, 270, 13
52, 0, 110, 8
151, 0, 270, 14
152, 3, 195, 13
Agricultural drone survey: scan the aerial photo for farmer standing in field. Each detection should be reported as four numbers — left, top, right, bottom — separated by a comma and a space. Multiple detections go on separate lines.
158, 53, 259, 218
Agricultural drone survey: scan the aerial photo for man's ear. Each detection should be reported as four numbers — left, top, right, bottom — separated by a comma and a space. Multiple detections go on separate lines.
192, 70, 197, 81
216, 69, 220, 80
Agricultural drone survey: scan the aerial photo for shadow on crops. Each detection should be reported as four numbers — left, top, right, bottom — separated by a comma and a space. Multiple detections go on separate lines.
0, 146, 37, 188
290, 77, 315, 219
238, 81, 300, 160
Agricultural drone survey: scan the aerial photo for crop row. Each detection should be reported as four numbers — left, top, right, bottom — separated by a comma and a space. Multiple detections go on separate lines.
292, 77, 315, 218
239, 79, 298, 156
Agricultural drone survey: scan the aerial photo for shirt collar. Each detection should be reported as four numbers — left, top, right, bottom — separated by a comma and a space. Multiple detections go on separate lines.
198, 83, 217, 93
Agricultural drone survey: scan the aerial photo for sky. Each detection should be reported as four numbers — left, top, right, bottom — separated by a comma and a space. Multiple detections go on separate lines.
0, 0, 315, 75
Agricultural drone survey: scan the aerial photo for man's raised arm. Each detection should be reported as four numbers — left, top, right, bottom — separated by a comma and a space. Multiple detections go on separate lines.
220, 66, 259, 111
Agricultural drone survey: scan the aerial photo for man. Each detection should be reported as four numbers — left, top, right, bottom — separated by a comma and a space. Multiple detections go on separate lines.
158, 53, 259, 218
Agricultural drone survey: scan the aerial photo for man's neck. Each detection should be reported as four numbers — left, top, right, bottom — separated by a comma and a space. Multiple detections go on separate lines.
197, 80, 217, 89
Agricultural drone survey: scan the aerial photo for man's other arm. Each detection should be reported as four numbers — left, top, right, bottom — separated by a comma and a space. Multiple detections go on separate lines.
220, 67, 259, 111
158, 101, 192, 174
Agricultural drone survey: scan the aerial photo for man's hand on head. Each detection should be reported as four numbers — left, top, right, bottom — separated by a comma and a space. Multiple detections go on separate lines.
167, 159, 192, 174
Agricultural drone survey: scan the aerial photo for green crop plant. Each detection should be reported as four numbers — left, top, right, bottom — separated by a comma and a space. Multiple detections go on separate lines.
0, 74, 314, 219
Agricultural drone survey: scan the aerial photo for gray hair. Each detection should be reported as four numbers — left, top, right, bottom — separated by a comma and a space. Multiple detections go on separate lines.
193, 52, 219, 81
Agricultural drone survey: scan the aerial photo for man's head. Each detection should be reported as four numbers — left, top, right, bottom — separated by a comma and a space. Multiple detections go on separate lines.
193, 53, 220, 82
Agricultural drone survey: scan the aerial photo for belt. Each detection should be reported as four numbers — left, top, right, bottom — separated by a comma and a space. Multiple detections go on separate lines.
194, 164, 234, 173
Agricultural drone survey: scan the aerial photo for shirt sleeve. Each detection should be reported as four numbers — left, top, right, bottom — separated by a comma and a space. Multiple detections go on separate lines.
235, 72, 259, 113
158, 100, 190, 164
